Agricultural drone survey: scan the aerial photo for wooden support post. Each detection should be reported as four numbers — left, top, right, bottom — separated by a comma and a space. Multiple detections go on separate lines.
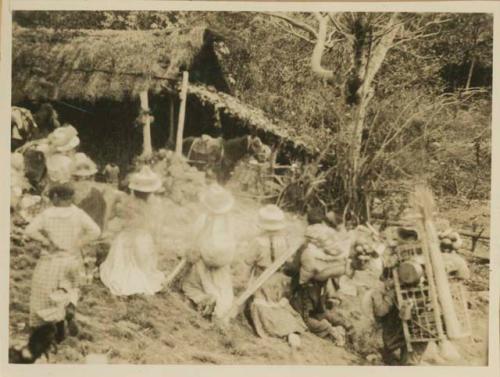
168, 96, 175, 149
175, 71, 189, 156
139, 90, 152, 158
413, 187, 464, 340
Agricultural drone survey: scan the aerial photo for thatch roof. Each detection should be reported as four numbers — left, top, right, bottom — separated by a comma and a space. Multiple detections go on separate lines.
12, 24, 318, 158
12, 24, 222, 103
187, 84, 319, 157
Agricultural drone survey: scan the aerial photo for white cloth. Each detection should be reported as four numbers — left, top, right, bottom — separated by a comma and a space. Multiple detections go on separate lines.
46, 153, 74, 184
100, 228, 165, 296
194, 213, 236, 268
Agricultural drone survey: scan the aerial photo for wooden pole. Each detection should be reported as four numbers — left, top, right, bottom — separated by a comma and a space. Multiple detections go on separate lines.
413, 186, 464, 340
168, 96, 175, 149
175, 72, 189, 156
139, 90, 152, 158
161, 258, 188, 291
221, 242, 300, 321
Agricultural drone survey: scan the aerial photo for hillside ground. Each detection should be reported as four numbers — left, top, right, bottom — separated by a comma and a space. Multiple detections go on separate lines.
8, 190, 490, 365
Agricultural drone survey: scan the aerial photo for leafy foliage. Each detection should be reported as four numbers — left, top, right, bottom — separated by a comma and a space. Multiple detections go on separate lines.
13, 11, 493, 216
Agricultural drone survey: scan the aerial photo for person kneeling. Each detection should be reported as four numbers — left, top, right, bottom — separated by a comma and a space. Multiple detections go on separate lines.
244, 205, 307, 348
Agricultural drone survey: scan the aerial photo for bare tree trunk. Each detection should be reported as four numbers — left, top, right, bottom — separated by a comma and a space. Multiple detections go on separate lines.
465, 55, 476, 90
347, 14, 401, 217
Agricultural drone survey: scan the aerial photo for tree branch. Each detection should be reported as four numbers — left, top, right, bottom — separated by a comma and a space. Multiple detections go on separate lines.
273, 21, 316, 45
328, 13, 354, 41
311, 14, 335, 80
265, 12, 318, 39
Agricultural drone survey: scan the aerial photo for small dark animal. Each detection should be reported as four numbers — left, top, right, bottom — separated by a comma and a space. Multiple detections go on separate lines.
9, 323, 58, 364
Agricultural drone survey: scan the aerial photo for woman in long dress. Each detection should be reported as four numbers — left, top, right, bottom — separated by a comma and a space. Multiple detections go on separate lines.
244, 204, 307, 348
182, 184, 236, 320
99, 165, 165, 296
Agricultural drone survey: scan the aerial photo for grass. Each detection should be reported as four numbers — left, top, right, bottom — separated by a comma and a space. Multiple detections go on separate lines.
8, 184, 490, 365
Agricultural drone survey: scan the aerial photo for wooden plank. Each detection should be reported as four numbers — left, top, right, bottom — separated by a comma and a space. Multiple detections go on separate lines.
168, 96, 175, 148
221, 242, 300, 321
162, 258, 188, 291
393, 269, 413, 352
175, 72, 189, 156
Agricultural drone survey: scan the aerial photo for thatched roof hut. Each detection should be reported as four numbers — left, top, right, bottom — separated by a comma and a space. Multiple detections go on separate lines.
12, 24, 229, 102
12, 24, 318, 165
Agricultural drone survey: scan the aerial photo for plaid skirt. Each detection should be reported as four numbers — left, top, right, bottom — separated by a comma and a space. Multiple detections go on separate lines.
29, 251, 85, 327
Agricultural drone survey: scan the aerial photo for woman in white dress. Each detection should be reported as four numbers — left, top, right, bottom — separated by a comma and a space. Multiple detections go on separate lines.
182, 184, 236, 320
99, 165, 165, 296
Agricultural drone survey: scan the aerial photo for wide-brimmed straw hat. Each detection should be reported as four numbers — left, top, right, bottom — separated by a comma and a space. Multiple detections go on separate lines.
199, 183, 234, 215
128, 165, 162, 193
49, 125, 80, 152
258, 204, 286, 231
72, 153, 98, 177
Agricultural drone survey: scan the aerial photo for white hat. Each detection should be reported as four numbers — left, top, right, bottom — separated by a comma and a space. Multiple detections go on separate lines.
49, 125, 80, 152
257, 204, 286, 231
199, 183, 234, 214
128, 165, 162, 193
72, 153, 98, 177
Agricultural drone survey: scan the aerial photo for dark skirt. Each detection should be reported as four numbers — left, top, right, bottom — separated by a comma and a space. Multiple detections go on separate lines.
76, 187, 106, 231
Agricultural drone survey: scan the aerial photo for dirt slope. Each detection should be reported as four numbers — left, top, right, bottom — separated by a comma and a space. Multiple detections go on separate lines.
8, 191, 489, 365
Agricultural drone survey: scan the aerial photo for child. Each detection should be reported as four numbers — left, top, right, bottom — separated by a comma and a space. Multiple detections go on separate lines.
244, 204, 307, 348
25, 183, 100, 343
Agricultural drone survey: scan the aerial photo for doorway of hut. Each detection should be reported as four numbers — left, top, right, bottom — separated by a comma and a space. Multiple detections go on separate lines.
16, 89, 235, 178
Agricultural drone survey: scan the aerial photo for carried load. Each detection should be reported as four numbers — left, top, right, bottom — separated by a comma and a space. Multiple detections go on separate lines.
390, 186, 471, 356
299, 222, 353, 284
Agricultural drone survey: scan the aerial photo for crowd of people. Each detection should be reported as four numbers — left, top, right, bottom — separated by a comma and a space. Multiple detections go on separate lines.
10, 111, 471, 366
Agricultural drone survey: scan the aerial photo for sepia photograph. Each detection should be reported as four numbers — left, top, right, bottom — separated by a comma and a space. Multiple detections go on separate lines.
2, 0, 498, 373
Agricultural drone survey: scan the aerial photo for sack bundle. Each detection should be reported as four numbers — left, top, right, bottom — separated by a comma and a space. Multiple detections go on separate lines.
299, 224, 353, 284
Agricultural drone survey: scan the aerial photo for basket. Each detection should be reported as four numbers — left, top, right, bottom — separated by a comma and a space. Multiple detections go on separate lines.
392, 242, 472, 350
393, 242, 440, 351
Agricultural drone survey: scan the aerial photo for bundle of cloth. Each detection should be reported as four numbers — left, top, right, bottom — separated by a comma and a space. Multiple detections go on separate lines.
299, 223, 353, 284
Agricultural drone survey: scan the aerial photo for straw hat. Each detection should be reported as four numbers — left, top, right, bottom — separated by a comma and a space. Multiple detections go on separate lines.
199, 183, 234, 215
48, 125, 80, 152
72, 153, 98, 177
258, 204, 286, 231
128, 165, 162, 193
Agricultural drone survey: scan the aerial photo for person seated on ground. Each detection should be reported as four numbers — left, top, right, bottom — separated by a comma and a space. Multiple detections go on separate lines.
99, 166, 165, 296
182, 183, 236, 322
71, 153, 106, 231
243, 204, 307, 348
24, 183, 101, 345
288, 207, 353, 347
